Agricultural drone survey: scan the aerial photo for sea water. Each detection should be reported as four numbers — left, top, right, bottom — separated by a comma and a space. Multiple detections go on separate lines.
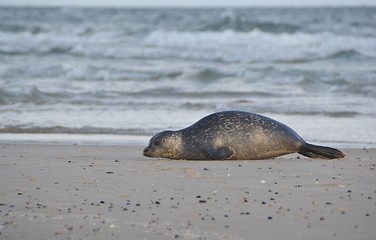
0, 7, 375, 147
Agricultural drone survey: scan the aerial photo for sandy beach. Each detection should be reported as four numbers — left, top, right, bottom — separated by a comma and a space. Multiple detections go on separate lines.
0, 143, 375, 239
1, 5, 375, 240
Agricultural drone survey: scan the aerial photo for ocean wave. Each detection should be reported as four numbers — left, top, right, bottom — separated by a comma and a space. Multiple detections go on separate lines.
63, 66, 182, 81
297, 72, 376, 97
325, 49, 366, 60
0, 28, 126, 57
0, 125, 152, 135
1, 63, 182, 81
1, 26, 375, 64
2, 65, 375, 107
0, 87, 70, 105
196, 12, 300, 33
273, 111, 360, 118
0, 84, 281, 107
129, 87, 284, 99
188, 68, 234, 81
144, 29, 376, 62
0, 31, 78, 55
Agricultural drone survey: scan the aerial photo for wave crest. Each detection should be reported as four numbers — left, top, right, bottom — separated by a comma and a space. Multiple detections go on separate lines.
197, 11, 300, 33
144, 29, 376, 63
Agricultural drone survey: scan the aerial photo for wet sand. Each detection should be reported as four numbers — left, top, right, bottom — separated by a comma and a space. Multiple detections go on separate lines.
0, 144, 375, 240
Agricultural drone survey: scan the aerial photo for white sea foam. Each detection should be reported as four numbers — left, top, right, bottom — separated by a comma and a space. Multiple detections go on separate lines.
144, 29, 376, 62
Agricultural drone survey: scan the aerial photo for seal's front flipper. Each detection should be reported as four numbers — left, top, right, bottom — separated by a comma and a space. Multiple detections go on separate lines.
208, 147, 235, 160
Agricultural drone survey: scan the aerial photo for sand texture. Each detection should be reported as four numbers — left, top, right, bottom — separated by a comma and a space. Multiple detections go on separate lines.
0, 144, 375, 240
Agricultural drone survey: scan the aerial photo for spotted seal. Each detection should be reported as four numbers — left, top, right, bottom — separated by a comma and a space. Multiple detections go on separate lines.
143, 111, 345, 160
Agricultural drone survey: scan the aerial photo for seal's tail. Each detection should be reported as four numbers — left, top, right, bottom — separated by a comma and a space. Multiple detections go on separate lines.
299, 143, 345, 159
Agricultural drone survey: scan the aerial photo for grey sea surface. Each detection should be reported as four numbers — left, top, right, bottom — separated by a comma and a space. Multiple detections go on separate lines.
0, 7, 375, 147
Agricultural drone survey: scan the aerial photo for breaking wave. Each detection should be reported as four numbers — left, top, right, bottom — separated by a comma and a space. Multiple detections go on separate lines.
144, 29, 376, 62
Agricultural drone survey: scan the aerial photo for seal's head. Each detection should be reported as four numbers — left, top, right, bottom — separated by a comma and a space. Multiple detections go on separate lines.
143, 131, 182, 159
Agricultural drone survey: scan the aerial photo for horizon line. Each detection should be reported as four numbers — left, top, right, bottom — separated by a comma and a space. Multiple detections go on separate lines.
0, 4, 375, 8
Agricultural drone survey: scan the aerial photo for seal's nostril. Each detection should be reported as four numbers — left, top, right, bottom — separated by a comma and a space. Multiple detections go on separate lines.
143, 148, 149, 153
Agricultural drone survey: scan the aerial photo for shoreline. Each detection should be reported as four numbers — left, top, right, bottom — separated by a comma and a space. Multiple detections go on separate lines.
1, 143, 375, 239
0, 133, 373, 148
0, 133, 149, 146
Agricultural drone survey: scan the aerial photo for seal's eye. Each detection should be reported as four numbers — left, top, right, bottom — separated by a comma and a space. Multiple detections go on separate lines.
153, 141, 161, 146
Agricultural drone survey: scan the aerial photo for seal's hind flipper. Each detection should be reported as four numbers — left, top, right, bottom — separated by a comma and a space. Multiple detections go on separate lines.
299, 143, 345, 159
208, 147, 235, 160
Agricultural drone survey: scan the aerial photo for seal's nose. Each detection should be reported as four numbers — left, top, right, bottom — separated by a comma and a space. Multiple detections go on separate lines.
143, 147, 150, 156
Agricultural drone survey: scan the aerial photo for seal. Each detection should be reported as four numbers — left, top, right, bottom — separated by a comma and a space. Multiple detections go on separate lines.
143, 111, 345, 160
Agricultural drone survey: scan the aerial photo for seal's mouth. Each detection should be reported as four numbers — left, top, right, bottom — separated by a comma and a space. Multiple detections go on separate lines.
143, 146, 152, 157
